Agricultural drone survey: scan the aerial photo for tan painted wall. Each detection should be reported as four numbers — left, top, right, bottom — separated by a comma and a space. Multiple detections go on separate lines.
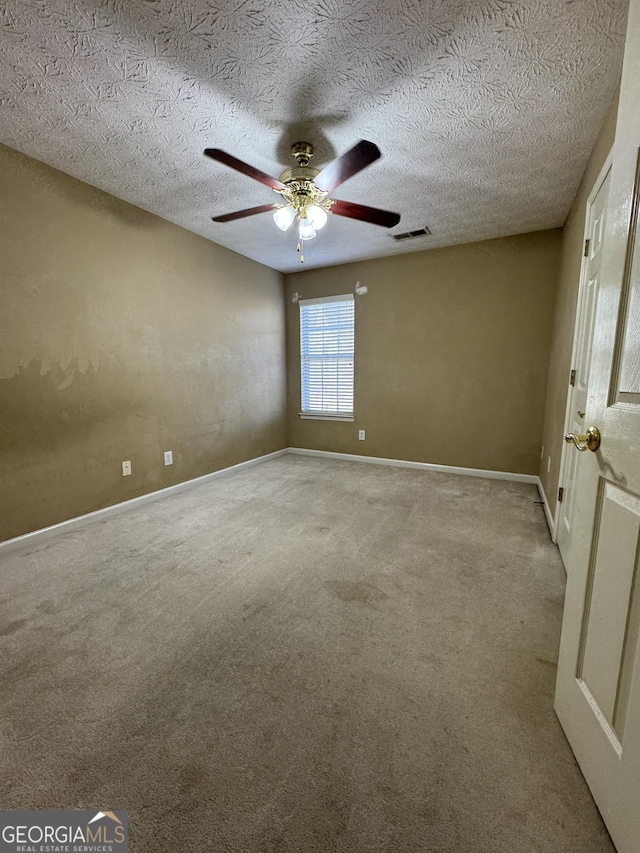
538, 91, 619, 510
0, 145, 287, 542
286, 230, 561, 474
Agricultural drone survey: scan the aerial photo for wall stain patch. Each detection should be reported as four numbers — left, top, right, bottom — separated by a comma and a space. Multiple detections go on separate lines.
56, 373, 76, 391
0, 356, 138, 453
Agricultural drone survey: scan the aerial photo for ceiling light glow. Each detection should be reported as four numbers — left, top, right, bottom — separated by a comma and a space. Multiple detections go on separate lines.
298, 217, 317, 240
307, 204, 328, 230
273, 205, 295, 231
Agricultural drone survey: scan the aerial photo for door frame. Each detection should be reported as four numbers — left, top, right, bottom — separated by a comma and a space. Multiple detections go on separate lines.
552, 149, 614, 547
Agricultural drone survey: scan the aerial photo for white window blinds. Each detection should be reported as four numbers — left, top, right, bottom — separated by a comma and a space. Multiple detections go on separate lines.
300, 294, 354, 416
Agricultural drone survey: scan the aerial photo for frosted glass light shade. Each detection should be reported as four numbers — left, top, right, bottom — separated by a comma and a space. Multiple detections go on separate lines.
307, 204, 328, 230
273, 206, 295, 231
298, 217, 317, 240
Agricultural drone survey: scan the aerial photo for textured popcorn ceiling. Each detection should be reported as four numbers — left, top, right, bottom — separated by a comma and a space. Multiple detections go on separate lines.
0, 0, 628, 273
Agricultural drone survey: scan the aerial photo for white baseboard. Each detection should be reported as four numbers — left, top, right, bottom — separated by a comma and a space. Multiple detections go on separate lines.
0, 446, 549, 555
536, 478, 557, 542
288, 447, 540, 484
0, 449, 289, 555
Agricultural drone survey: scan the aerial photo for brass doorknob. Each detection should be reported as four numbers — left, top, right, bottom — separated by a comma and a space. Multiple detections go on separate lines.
564, 426, 601, 452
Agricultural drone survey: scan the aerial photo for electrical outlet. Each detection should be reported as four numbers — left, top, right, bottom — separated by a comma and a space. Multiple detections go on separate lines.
164, 450, 173, 466
122, 460, 131, 476
358, 429, 365, 440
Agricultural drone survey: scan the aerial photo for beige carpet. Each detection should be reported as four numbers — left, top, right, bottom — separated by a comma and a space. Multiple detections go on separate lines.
0, 455, 614, 852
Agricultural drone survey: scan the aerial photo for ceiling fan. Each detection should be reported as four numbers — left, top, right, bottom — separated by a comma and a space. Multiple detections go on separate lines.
204, 140, 401, 263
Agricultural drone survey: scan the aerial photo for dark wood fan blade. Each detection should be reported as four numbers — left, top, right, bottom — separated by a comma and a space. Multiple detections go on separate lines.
330, 199, 400, 228
204, 148, 286, 191
212, 203, 277, 223
314, 140, 381, 193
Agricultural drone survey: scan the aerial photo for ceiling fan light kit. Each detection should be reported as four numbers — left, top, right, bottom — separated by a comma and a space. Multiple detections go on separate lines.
297, 216, 317, 241
307, 205, 328, 230
273, 205, 296, 231
205, 140, 401, 264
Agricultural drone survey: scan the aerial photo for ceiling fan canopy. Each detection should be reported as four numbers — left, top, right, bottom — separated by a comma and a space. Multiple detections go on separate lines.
204, 140, 401, 262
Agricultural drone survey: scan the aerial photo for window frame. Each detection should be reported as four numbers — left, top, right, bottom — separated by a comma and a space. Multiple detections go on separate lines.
298, 293, 355, 422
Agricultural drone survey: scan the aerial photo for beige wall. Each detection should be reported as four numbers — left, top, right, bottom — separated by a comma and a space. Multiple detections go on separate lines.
0, 145, 287, 541
5, 109, 619, 543
539, 91, 620, 510
286, 230, 561, 474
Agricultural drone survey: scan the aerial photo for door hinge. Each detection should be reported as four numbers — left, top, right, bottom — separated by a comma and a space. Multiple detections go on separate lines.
570, 368, 576, 386
584, 238, 590, 257
558, 487, 564, 503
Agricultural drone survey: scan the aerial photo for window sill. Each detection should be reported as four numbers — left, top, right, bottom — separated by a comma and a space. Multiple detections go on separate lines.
299, 412, 355, 422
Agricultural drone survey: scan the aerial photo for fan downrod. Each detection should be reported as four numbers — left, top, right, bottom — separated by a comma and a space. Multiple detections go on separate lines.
291, 142, 314, 167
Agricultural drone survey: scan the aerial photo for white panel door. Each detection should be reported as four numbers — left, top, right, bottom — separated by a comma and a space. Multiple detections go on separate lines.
557, 165, 611, 565
554, 4, 640, 850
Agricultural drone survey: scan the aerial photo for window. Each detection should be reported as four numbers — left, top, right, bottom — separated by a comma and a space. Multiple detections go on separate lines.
299, 294, 354, 421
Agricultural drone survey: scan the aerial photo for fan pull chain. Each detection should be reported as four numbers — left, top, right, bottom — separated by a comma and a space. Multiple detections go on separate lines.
297, 238, 305, 264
